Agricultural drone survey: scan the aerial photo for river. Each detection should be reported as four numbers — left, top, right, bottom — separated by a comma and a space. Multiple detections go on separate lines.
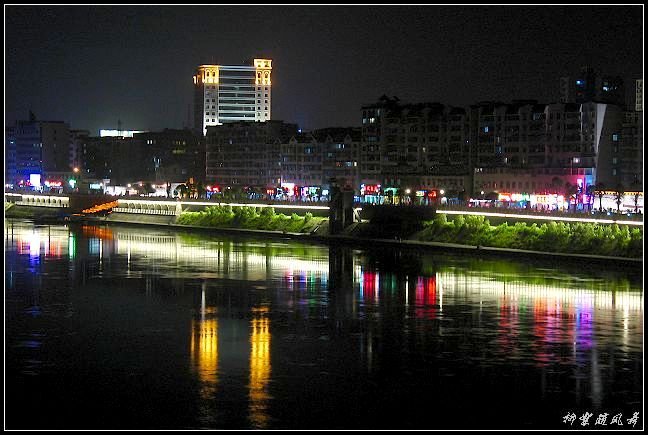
4, 220, 643, 429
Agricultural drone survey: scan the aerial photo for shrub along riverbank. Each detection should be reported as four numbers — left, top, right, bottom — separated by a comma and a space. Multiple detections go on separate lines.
176, 205, 325, 233
414, 214, 643, 258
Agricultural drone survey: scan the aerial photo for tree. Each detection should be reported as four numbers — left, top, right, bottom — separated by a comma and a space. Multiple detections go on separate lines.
144, 183, 156, 195
174, 184, 189, 199
195, 181, 206, 199
629, 179, 642, 213
614, 184, 625, 213
457, 189, 468, 205
551, 177, 564, 195
585, 184, 596, 211
563, 182, 578, 212
594, 182, 606, 212
385, 189, 394, 205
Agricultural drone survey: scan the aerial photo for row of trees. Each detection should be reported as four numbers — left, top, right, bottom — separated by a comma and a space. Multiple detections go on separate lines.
533, 178, 641, 213
418, 214, 643, 258
589, 181, 642, 213
176, 205, 321, 233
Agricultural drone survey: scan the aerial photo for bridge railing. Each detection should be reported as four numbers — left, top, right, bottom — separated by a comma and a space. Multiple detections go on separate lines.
15, 194, 70, 208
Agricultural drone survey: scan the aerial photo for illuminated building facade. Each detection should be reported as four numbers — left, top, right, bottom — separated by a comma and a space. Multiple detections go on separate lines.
360, 96, 471, 195
356, 95, 641, 208
6, 115, 71, 185
279, 132, 322, 189
132, 129, 205, 183
205, 122, 363, 195
315, 127, 362, 191
99, 129, 147, 138
5, 127, 17, 184
193, 58, 273, 136
69, 129, 90, 175
471, 101, 628, 209
205, 120, 297, 189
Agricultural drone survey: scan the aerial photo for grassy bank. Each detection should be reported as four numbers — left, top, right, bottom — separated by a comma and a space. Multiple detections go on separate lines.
414, 214, 643, 258
176, 205, 326, 233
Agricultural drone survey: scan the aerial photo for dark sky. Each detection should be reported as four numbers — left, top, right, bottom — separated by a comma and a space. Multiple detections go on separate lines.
5, 5, 643, 135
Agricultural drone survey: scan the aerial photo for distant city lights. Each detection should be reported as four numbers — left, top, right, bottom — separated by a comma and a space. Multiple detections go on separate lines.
99, 129, 147, 137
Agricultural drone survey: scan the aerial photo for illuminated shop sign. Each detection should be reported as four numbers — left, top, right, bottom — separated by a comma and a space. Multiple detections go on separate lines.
498, 192, 530, 202
29, 174, 41, 189
360, 184, 381, 195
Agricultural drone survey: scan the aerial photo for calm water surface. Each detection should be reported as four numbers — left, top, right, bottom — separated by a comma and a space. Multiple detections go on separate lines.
5, 220, 643, 429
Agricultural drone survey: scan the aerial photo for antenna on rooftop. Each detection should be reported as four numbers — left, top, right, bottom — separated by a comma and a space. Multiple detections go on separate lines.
118, 119, 122, 136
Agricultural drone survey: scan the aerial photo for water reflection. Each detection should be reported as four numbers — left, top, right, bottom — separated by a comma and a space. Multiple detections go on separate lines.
4, 220, 643, 429
191, 285, 219, 395
248, 307, 271, 428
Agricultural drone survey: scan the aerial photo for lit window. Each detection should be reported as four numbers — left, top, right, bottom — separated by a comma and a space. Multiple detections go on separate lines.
612, 134, 619, 141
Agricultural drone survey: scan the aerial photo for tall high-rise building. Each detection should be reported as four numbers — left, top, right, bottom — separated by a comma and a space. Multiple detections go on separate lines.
193, 58, 273, 135
5, 115, 71, 184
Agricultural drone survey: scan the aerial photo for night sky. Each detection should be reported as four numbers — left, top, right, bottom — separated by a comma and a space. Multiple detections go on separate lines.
5, 5, 643, 135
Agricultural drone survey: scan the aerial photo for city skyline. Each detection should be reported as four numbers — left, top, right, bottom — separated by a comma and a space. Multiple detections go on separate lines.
5, 5, 643, 134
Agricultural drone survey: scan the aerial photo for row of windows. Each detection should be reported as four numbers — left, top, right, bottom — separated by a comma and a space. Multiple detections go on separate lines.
218, 107, 256, 112
216, 86, 256, 91
479, 180, 576, 190
219, 71, 256, 78
219, 113, 256, 118
218, 78, 255, 85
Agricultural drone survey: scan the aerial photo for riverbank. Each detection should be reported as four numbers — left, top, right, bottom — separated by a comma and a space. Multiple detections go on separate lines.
66, 212, 642, 266
4, 204, 67, 222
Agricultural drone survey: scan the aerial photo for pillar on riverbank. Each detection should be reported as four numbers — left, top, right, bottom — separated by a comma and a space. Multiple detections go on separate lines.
328, 180, 355, 235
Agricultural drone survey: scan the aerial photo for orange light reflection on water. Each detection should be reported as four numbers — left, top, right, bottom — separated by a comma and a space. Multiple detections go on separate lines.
249, 307, 271, 429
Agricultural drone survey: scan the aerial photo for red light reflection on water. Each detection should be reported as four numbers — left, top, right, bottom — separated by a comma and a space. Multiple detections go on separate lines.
414, 276, 437, 319
17, 232, 63, 259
